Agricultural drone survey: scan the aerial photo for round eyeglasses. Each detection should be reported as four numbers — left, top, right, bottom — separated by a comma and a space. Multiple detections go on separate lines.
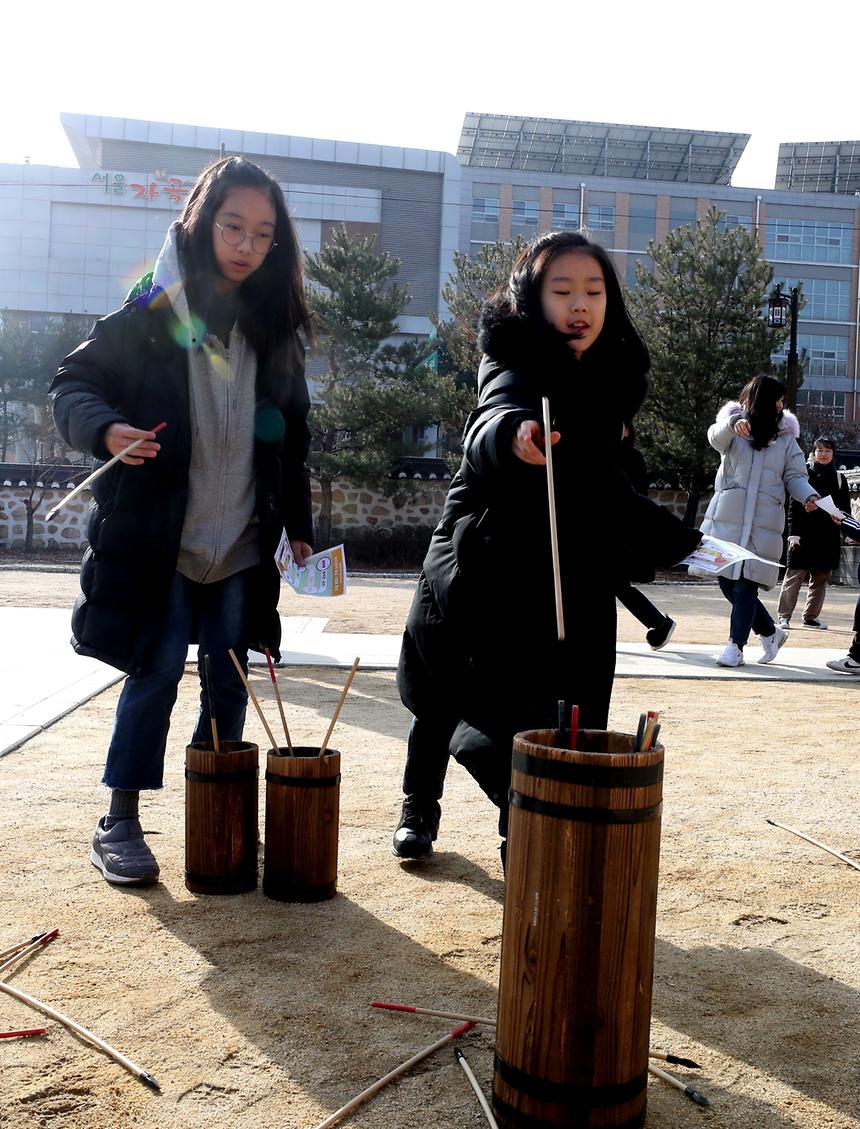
214, 221, 277, 256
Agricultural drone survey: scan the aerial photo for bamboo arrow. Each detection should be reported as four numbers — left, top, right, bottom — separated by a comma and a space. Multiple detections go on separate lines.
0, 930, 160, 1091
45, 422, 166, 521
455, 1046, 500, 1128
766, 818, 860, 873
312, 1021, 475, 1129
648, 1063, 709, 1106
541, 396, 564, 641
319, 657, 360, 756
371, 1001, 699, 1066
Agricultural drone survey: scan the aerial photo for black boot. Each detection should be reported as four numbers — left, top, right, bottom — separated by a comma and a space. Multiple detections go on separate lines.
392, 796, 441, 860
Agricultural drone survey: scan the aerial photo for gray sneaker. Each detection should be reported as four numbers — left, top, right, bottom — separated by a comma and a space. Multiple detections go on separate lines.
91, 817, 160, 885
826, 655, 860, 675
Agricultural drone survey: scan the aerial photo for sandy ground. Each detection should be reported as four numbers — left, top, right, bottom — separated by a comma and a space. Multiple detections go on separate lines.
1, 569, 859, 1129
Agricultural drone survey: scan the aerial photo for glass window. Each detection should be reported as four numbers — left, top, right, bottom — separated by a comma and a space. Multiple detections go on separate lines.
717, 214, 752, 233
587, 204, 615, 231
669, 199, 697, 232
796, 389, 846, 418
512, 200, 539, 227
771, 333, 848, 378
765, 218, 853, 264
472, 197, 499, 223
770, 276, 851, 322
551, 202, 579, 230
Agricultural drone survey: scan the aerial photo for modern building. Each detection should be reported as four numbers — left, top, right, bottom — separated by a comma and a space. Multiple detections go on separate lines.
457, 113, 860, 425
2, 109, 860, 457
0, 112, 461, 338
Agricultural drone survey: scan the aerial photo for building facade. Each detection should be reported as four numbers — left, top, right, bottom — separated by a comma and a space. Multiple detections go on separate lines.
2, 110, 860, 464
457, 114, 860, 425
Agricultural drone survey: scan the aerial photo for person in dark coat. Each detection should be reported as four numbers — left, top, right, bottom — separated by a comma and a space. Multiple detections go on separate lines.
614, 423, 676, 650
50, 157, 313, 885
393, 231, 701, 862
777, 436, 851, 629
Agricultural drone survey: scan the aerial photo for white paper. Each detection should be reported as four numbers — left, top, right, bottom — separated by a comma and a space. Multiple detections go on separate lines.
274, 532, 348, 597
814, 494, 845, 519
681, 535, 779, 575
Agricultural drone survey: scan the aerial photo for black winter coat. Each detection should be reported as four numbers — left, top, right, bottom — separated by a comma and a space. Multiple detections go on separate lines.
50, 286, 312, 676
786, 461, 851, 572
397, 311, 700, 796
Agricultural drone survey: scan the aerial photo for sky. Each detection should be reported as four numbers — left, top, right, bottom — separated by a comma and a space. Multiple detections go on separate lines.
2, 0, 857, 192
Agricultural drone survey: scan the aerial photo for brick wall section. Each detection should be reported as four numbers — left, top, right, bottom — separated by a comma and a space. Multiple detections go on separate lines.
4, 481, 859, 552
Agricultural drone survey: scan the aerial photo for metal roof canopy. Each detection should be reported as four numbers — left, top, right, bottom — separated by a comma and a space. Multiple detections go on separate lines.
457, 113, 749, 184
776, 140, 860, 194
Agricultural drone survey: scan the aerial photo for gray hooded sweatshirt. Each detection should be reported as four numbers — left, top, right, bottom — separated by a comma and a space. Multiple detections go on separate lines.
152, 223, 260, 583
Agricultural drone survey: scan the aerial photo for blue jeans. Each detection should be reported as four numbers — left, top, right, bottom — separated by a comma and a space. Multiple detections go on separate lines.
718, 575, 775, 649
102, 570, 251, 790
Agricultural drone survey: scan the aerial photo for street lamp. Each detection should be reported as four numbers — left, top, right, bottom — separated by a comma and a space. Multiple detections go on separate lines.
768, 284, 801, 410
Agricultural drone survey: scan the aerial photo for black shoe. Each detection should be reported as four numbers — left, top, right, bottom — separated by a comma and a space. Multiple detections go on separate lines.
392, 796, 441, 860
499, 838, 507, 874
646, 616, 676, 651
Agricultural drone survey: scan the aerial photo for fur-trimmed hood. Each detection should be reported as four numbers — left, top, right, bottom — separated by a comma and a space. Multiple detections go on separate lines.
716, 400, 800, 438
476, 303, 649, 421
477, 303, 575, 374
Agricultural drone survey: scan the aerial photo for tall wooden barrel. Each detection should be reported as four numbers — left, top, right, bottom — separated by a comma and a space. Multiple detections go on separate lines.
493, 728, 664, 1129
184, 740, 259, 895
264, 747, 341, 902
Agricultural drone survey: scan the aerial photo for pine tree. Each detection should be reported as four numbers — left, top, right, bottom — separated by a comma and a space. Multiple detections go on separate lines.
628, 209, 788, 524
305, 226, 470, 545
433, 237, 527, 385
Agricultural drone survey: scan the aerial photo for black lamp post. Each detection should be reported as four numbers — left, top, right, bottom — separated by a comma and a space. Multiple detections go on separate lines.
767, 284, 800, 410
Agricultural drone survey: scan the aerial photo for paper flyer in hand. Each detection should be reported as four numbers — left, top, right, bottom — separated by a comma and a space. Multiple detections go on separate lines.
813, 494, 844, 519
274, 532, 347, 597
814, 495, 860, 537
681, 535, 779, 575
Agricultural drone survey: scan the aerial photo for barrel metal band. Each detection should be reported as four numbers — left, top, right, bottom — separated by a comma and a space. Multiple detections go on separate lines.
509, 791, 662, 824
491, 1090, 645, 1129
494, 1053, 647, 1107
184, 869, 256, 887
185, 768, 258, 784
512, 749, 663, 788
265, 772, 341, 788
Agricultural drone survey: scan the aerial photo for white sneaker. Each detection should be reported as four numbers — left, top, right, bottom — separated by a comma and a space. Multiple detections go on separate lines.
825, 655, 860, 675
777, 616, 790, 631
716, 642, 745, 667
758, 626, 788, 664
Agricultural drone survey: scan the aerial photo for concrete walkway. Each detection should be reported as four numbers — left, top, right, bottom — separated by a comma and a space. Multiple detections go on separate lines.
1, 606, 856, 758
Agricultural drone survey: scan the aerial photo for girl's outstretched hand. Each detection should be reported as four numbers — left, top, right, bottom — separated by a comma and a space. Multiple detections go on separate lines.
804, 494, 821, 513
513, 419, 560, 465
290, 540, 314, 566
104, 422, 162, 465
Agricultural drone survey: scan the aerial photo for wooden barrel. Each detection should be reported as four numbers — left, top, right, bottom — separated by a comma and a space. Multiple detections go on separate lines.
184, 740, 258, 895
264, 747, 341, 902
493, 728, 664, 1129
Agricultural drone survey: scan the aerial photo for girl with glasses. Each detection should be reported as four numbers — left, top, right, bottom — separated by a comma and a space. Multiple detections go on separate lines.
51, 157, 313, 886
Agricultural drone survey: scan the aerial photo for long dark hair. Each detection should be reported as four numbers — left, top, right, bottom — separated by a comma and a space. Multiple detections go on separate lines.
504, 230, 649, 374
176, 157, 311, 389
739, 374, 786, 450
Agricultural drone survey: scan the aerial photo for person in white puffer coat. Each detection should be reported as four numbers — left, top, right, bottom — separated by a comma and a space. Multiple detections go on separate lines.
692, 375, 819, 667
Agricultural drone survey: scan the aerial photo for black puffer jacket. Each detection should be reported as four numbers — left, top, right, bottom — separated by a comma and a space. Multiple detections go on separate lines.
397, 310, 700, 795
50, 286, 312, 676
787, 460, 851, 571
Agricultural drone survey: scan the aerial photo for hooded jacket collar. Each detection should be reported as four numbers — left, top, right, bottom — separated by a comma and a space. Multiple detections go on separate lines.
716, 400, 800, 438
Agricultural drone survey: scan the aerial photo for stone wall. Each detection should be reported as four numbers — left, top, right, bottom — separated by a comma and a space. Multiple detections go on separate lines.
314, 480, 449, 530
0, 486, 90, 550
1, 479, 858, 552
